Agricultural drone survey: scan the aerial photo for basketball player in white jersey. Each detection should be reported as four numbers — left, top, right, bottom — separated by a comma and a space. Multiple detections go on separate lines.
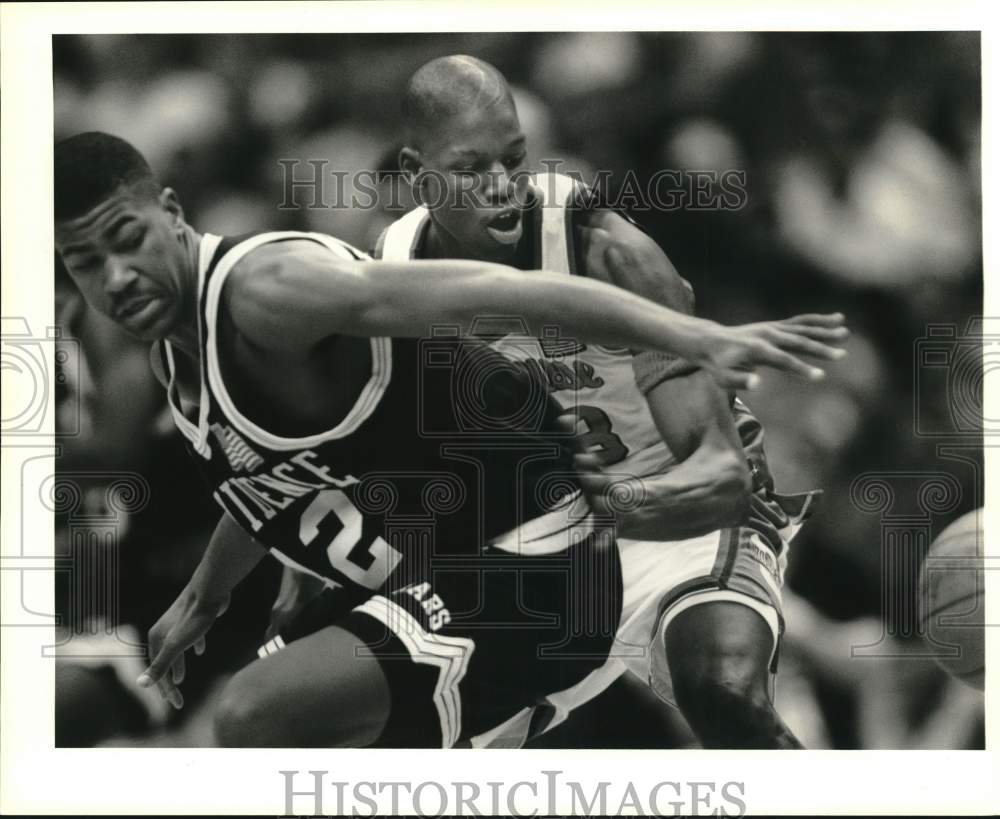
53, 133, 845, 747
371, 56, 823, 748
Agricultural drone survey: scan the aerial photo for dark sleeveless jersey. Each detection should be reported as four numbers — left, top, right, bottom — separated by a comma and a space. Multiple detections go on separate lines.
162, 231, 598, 594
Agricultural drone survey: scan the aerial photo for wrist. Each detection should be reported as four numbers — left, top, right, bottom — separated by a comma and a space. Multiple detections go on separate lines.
185, 577, 230, 615
681, 315, 721, 363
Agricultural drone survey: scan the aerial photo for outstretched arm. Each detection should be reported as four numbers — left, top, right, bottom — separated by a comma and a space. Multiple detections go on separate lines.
137, 512, 267, 708
225, 240, 846, 392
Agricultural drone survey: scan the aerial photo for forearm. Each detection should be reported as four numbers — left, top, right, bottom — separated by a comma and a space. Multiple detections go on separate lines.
616, 370, 749, 540
644, 369, 743, 460
358, 259, 708, 359
617, 445, 750, 540
185, 512, 268, 606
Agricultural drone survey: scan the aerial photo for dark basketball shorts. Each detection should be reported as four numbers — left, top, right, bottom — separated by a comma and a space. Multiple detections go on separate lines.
260, 528, 622, 748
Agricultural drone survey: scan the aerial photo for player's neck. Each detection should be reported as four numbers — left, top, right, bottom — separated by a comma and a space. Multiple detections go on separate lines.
423, 221, 533, 270
423, 222, 471, 261
164, 224, 204, 358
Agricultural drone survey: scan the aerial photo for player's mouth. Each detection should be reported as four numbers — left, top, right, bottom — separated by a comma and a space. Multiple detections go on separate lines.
484, 208, 523, 246
116, 295, 161, 327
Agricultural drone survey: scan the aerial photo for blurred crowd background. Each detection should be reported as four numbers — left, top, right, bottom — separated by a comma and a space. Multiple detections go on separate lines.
52, 32, 984, 749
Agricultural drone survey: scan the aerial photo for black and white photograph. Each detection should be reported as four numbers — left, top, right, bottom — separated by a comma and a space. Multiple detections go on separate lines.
1, 2, 996, 816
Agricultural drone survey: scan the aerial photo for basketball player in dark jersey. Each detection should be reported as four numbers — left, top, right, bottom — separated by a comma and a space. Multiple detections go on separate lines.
368, 55, 826, 748
54, 132, 846, 747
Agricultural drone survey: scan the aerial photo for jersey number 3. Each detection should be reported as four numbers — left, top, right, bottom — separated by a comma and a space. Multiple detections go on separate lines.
299, 489, 402, 588
563, 405, 629, 466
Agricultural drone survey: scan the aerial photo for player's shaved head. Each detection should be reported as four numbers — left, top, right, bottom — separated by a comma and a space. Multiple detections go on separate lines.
397, 55, 529, 263
402, 55, 515, 149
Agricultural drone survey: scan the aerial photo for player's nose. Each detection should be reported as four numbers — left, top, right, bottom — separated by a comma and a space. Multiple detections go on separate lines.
103, 255, 138, 294
483, 161, 516, 203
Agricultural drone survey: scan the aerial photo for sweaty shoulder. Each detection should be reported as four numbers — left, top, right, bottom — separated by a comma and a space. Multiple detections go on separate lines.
574, 209, 694, 313
222, 238, 359, 354
573, 211, 618, 286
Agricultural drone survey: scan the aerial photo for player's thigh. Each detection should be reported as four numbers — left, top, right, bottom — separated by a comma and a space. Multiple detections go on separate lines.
215, 623, 390, 747
615, 528, 785, 703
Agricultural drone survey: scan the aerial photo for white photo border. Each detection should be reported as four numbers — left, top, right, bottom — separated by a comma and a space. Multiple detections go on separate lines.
1, 1, 996, 814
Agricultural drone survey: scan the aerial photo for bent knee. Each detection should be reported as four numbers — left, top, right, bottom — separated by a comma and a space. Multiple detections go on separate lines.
673, 669, 773, 726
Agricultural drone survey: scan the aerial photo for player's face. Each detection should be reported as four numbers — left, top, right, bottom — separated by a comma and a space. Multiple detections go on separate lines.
56, 186, 190, 342
414, 100, 530, 263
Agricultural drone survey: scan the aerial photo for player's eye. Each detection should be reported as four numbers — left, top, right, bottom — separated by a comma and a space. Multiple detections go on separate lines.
70, 256, 101, 274
502, 153, 526, 169
116, 227, 146, 251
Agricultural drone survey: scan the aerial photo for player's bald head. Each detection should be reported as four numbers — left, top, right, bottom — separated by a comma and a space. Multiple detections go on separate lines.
402, 55, 516, 150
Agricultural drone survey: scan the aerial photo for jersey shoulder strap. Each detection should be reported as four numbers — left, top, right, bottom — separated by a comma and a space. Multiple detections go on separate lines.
208, 230, 366, 277
195, 231, 392, 451
532, 172, 587, 276
200, 229, 369, 331
378, 206, 431, 261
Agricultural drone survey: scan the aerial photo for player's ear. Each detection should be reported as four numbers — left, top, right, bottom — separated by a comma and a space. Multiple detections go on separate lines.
159, 187, 186, 230
398, 147, 422, 187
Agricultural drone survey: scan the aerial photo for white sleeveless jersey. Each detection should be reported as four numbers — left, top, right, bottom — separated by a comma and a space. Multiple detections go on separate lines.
377, 172, 678, 480
378, 174, 820, 728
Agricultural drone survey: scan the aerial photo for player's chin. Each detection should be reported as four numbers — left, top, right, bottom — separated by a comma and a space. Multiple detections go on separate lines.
476, 233, 521, 264
127, 301, 176, 342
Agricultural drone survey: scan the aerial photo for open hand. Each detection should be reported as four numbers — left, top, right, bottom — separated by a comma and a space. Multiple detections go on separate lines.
695, 313, 848, 391
136, 589, 229, 709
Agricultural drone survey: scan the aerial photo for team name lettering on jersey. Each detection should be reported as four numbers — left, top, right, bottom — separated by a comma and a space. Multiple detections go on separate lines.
517, 357, 605, 393
209, 423, 265, 473
402, 581, 452, 631
215, 448, 359, 532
